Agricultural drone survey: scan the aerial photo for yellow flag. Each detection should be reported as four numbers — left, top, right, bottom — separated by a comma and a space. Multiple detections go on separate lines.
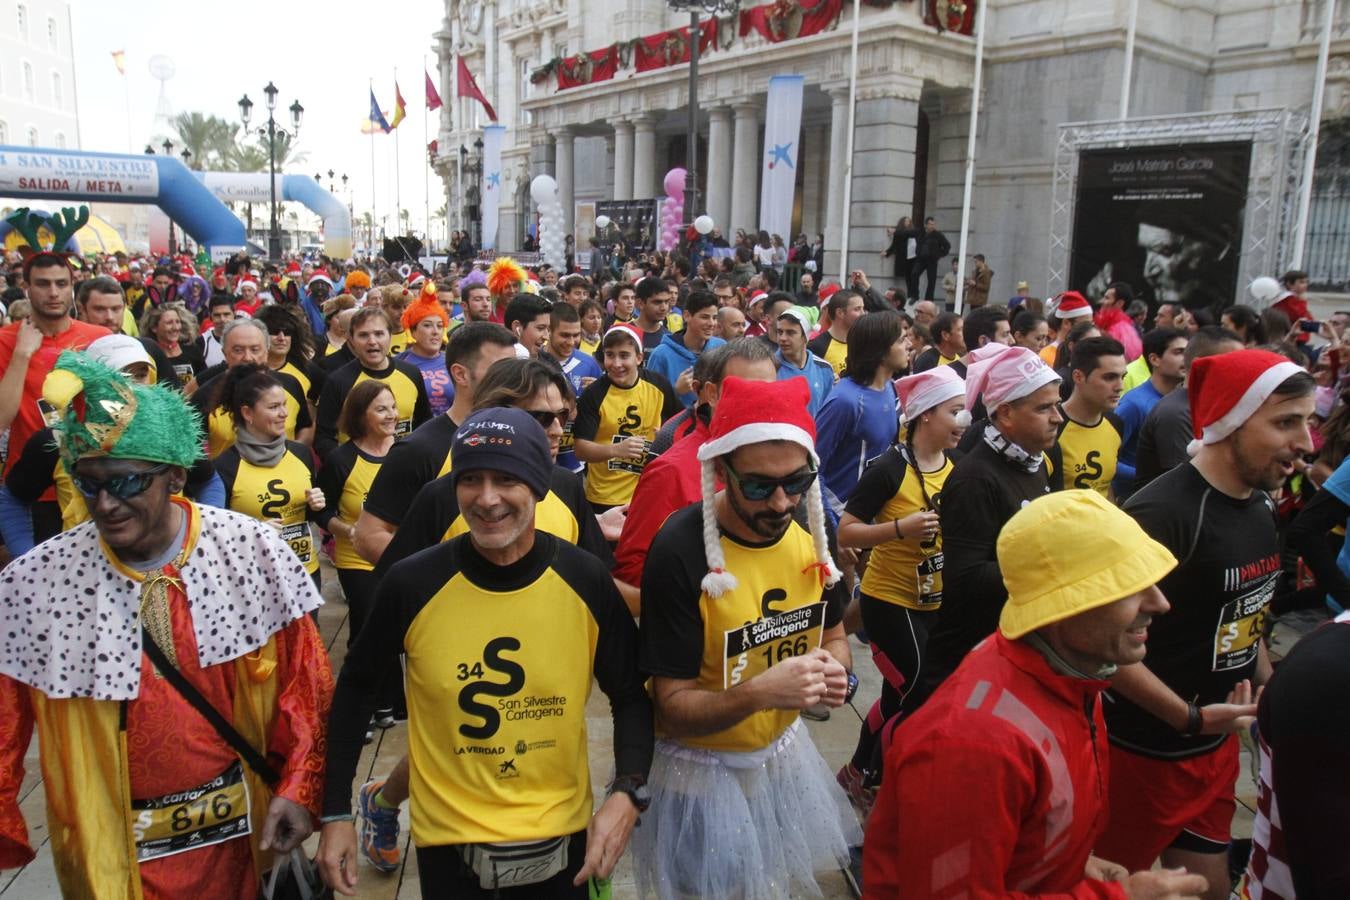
111, 50, 126, 75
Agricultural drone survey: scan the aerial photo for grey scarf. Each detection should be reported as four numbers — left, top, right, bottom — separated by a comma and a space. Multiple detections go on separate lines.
235, 425, 286, 467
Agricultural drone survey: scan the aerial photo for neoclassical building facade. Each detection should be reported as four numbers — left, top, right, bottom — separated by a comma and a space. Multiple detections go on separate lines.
432, 0, 1340, 294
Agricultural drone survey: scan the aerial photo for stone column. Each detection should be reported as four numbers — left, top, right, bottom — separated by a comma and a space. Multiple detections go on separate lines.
555, 125, 575, 234
799, 116, 828, 239
846, 79, 922, 294
613, 119, 634, 201
729, 102, 759, 236
704, 106, 733, 233
823, 88, 849, 279
632, 115, 657, 200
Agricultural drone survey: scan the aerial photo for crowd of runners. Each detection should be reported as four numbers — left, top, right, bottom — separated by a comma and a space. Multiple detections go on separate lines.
0, 238, 1343, 899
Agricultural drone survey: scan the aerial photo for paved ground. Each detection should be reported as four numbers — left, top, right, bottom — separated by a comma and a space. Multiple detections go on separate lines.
0, 560, 1325, 898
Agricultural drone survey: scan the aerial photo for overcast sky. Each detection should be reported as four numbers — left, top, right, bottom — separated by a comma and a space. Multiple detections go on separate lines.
70, 0, 447, 233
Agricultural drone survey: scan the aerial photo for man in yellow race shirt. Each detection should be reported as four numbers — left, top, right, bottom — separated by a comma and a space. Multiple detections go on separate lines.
635, 376, 862, 899
807, 287, 865, 377
314, 307, 431, 462
1049, 335, 1126, 496
318, 407, 652, 899
572, 324, 682, 510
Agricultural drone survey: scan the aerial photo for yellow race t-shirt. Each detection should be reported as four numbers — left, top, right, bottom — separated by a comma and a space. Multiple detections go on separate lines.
807, 332, 848, 377
1049, 408, 1124, 496
572, 371, 682, 507
317, 441, 386, 572
846, 447, 955, 610
214, 440, 319, 574
638, 504, 848, 753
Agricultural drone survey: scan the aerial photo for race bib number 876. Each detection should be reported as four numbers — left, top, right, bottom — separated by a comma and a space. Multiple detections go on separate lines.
723, 602, 826, 688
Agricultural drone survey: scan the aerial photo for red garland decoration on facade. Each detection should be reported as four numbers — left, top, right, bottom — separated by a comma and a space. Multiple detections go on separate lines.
556, 45, 622, 90
634, 18, 719, 72
738, 0, 844, 44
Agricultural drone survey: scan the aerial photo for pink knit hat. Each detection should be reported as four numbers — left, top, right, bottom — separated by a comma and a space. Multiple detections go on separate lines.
895, 366, 967, 424
964, 345, 1060, 412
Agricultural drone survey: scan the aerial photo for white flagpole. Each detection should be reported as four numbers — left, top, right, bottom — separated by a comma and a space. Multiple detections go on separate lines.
1119, 0, 1139, 119
369, 77, 377, 257
394, 68, 403, 236
952, 0, 988, 315
424, 54, 432, 251
838, 0, 862, 277
1291, 0, 1336, 269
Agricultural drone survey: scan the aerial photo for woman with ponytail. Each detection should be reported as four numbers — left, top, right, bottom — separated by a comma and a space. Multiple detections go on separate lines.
834, 364, 969, 813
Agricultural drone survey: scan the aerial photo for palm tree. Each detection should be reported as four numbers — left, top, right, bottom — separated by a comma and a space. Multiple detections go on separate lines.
360, 211, 375, 255
172, 112, 236, 170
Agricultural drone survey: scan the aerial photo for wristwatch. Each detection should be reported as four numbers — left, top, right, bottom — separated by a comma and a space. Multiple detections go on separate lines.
607, 775, 651, 813
845, 671, 860, 704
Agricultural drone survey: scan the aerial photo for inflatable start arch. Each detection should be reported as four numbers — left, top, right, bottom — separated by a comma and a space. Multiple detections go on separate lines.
0, 145, 246, 259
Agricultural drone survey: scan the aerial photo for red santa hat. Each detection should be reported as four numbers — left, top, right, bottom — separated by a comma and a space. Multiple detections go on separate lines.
1187, 349, 1305, 456
1054, 291, 1092, 319
285, 261, 302, 276
602, 322, 643, 352
235, 278, 258, 295
307, 272, 334, 288
695, 376, 840, 598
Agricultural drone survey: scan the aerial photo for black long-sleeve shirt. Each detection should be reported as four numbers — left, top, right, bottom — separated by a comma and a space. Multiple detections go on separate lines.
1286, 487, 1350, 609
911, 437, 1050, 706
322, 532, 653, 841
314, 358, 431, 462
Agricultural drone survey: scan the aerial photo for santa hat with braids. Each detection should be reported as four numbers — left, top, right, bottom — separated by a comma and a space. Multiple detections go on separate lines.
695, 376, 841, 598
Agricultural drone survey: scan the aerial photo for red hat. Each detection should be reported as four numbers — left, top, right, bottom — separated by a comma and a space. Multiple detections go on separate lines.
602, 323, 643, 352
307, 272, 334, 288
286, 261, 302, 276
1055, 291, 1092, 319
817, 282, 842, 304
694, 376, 840, 598
1187, 349, 1304, 455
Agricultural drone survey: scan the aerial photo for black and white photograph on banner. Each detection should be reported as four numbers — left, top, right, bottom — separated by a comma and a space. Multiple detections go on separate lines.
1070, 142, 1252, 318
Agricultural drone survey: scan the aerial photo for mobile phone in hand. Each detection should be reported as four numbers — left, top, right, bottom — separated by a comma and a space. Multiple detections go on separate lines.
1300, 320, 1322, 333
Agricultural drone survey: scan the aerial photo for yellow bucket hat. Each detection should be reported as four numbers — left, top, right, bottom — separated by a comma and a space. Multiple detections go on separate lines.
997, 490, 1177, 639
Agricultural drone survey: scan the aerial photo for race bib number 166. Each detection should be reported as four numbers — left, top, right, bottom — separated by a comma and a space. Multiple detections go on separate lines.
723, 602, 826, 688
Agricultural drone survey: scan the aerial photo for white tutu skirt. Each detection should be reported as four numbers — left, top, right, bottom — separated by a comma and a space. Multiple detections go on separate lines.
632, 720, 863, 899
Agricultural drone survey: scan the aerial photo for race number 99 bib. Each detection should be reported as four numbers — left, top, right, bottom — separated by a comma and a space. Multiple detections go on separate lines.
723, 602, 827, 688
131, 760, 252, 862
278, 521, 314, 565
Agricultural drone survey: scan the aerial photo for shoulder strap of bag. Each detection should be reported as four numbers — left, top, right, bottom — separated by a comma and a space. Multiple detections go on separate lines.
140, 626, 280, 787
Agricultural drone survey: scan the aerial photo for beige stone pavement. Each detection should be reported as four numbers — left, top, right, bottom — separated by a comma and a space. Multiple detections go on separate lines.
2, 557, 1315, 899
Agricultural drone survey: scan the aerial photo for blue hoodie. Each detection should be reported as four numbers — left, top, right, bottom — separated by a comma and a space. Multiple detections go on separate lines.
774, 348, 836, 417
645, 332, 726, 407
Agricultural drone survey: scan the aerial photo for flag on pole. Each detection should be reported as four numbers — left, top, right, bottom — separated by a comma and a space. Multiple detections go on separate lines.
390, 82, 407, 129
457, 57, 497, 122
425, 70, 443, 111
111, 50, 126, 75
759, 74, 804, 242
363, 89, 392, 134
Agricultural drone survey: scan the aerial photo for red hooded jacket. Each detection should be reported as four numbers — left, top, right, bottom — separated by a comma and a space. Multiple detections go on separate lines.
864, 633, 1127, 899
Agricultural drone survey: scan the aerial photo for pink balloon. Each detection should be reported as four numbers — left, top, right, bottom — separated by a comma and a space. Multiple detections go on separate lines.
663, 168, 687, 199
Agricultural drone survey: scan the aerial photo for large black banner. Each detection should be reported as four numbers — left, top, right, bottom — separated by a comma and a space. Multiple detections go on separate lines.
1070, 142, 1251, 317
595, 199, 659, 254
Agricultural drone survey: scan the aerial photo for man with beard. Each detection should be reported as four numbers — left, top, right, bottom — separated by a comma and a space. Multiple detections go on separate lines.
634, 376, 861, 899
1097, 350, 1316, 900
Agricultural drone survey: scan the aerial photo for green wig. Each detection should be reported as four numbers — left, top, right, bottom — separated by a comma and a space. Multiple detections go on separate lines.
45, 351, 203, 471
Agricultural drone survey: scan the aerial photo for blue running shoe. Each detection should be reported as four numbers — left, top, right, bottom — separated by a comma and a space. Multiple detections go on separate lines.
357, 780, 401, 873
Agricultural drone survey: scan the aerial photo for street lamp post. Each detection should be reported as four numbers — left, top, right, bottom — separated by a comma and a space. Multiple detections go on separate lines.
666, 0, 740, 236
161, 138, 179, 256
238, 83, 303, 261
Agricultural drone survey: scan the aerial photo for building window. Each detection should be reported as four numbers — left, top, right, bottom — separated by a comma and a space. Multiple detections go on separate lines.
27, 126, 38, 147
51, 72, 61, 107
54, 131, 65, 148
47, 16, 56, 49
518, 57, 532, 105
16, 4, 27, 40
0, 121, 7, 143
23, 63, 34, 101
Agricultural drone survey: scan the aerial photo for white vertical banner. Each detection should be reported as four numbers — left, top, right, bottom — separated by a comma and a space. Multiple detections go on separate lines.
481, 123, 506, 251
759, 74, 805, 241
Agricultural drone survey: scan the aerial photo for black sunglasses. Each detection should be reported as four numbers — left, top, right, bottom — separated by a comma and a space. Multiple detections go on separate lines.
523, 407, 570, 430
72, 464, 170, 501
723, 461, 818, 501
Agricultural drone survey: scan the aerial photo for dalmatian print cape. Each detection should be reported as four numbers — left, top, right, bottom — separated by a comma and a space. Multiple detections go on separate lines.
0, 504, 323, 701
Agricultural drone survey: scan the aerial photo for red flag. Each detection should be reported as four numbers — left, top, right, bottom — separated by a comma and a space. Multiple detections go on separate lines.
457, 57, 497, 122
425, 70, 443, 111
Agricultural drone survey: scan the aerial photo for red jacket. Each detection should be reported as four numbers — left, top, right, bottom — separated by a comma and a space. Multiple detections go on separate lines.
864, 634, 1126, 899
1271, 293, 1311, 343
612, 415, 710, 586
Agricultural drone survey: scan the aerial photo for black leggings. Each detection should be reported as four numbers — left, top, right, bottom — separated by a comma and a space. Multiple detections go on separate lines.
849, 594, 935, 774
415, 832, 589, 899
337, 567, 403, 711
